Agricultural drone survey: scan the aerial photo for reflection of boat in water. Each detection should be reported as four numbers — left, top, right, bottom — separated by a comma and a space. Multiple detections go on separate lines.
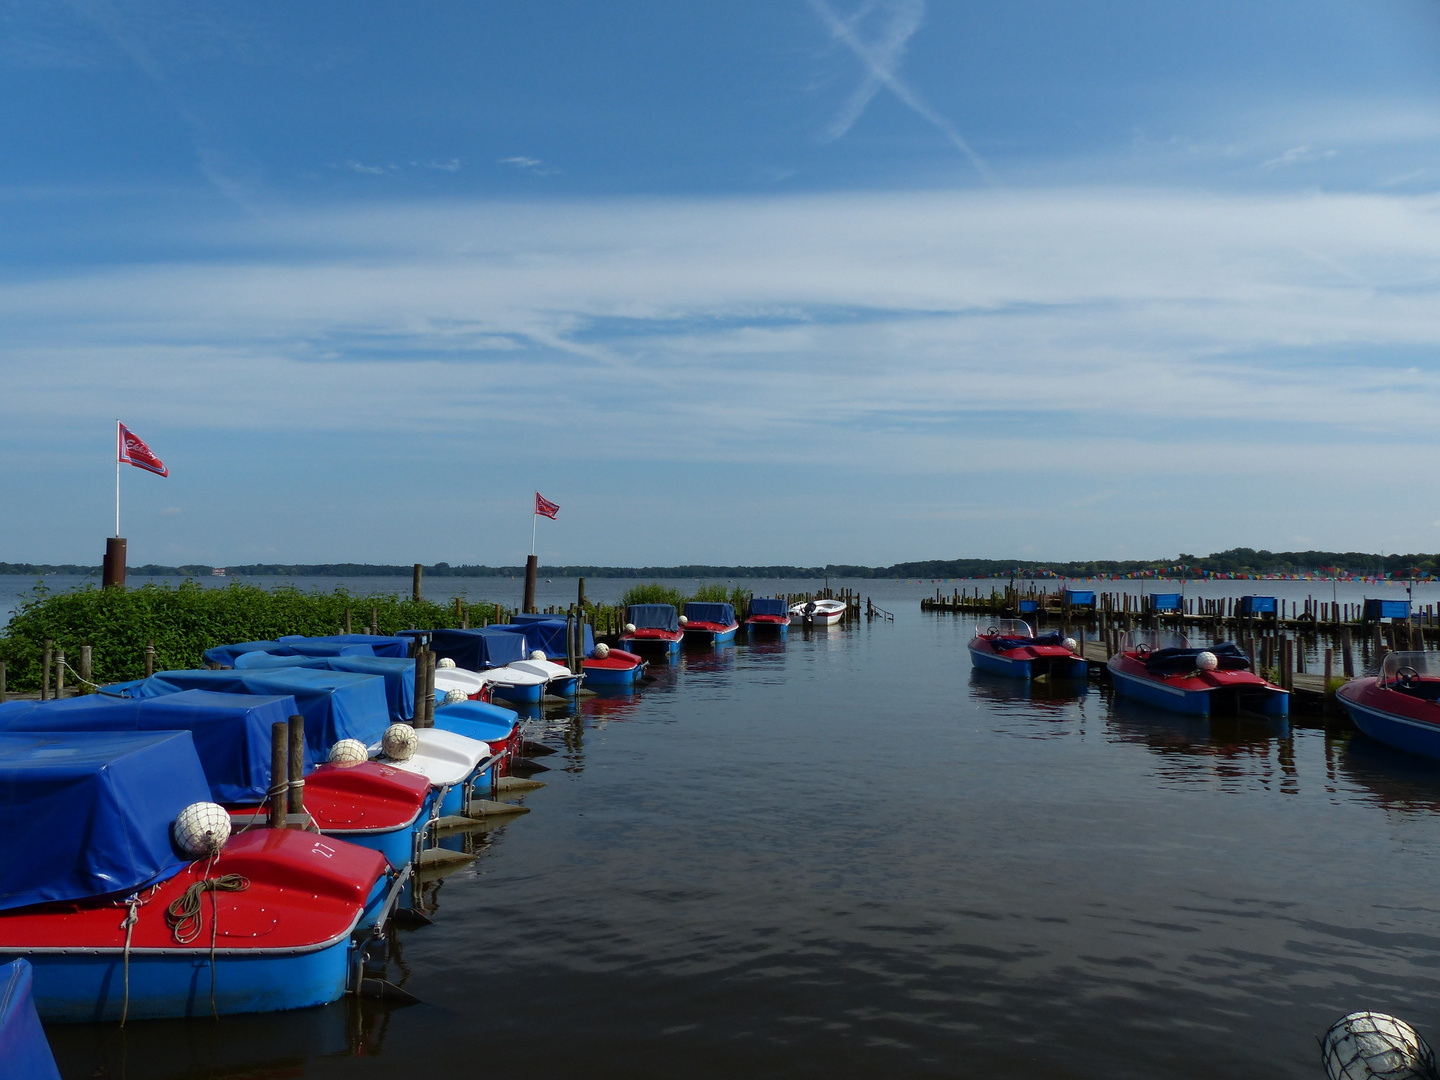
1337, 651, 1440, 762
968, 667, 1088, 710
1336, 730, 1440, 814
1108, 631, 1288, 717
1104, 690, 1294, 788
968, 619, 1086, 680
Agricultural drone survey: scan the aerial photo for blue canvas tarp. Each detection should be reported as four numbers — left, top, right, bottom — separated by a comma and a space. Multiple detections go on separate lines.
748, 597, 788, 618
111, 669, 390, 759
684, 603, 735, 626
1148, 593, 1183, 612
0, 691, 299, 803
490, 620, 595, 661
231, 653, 415, 721
278, 634, 411, 659
508, 613, 558, 626
404, 628, 529, 671
0, 960, 60, 1080
0, 730, 209, 912
627, 605, 678, 632
202, 641, 285, 666
1238, 596, 1277, 616
1064, 590, 1096, 605
202, 640, 375, 666
1364, 598, 1411, 621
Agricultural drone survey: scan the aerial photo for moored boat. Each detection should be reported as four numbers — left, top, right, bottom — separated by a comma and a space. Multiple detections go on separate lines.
789, 598, 845, 626
744, 597, 790, 634
582, 645, 647, 687
1106, 632, 1288, 717
0, 960, 60, 1080
1337, 651, 1440, 761
0, 731, 396, 1021
968, 620, 1087, 680
618, 605, 684, 655
680, 602, 738, 646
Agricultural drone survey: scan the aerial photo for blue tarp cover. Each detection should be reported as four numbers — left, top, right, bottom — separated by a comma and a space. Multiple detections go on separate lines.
0, 730, 209, 912
1064, 590, 1096, 605
491, 621, 595, 661
508, 613, 557, 625
748, 598, 788, 617
201, 640, 283, 666
1239, 596, 1277, 615
684, 603, 735, 626
412, 628, 529, 670
1149, 593, 1183, 612
114, 669, 390, 759
0, 691, 299, 803
627, 605, 678, 632
278, 634, 411, 658
1018, 599, 1039, 612
231, 653, 415, 721
0, 960, 60, 1080
434, 700, 520, 744
1364, 598, 1411, 621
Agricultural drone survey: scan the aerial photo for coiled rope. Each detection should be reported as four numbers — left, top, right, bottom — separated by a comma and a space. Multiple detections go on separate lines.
165, 867, 250, 1019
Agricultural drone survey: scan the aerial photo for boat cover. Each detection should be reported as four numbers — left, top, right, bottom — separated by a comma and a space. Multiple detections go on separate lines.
112, 669, 390, 758
1142, 643, 1252, 675
1238, 596, 1277, 615
201, 640, 286, 666
491, 620, 595, 660
201, 640, 375, 665
0, 730, 209, 912
748, 598, 788, 617
627, 605, 678, 632
0, 691, 299, 803
683, 603, 735, 626
403, 628, 528, 670
1149, 593, 1182, 612
1064, 590, 1096, 605
230, 654, 415, 721
0, 960, 60, 1080
278, 634, 412, 658
509, 613, 558, 625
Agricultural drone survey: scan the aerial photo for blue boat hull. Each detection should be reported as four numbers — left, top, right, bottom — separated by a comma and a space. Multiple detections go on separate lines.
969, 646, 1087, 681
546, 674, 580, 697
684, 627, 737, 646
7, 933, 359, 1022
489, 681, 542, 704
583, 663, 644, 687
1339, 695, 1440, 761
331, 788, 438, 872
1108, 663, 1289, 718
744, 620, 787, 635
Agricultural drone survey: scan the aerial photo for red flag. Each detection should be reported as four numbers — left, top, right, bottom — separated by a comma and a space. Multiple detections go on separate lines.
118, 423, 168, 477
534, 492, 559, 519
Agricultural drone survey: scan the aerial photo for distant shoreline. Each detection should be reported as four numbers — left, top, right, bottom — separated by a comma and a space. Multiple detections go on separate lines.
2, 548, 1434, 580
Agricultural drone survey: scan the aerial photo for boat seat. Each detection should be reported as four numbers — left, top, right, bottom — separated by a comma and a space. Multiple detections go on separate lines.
1143, 644, 1251, 675
1393, 679, 1440, 701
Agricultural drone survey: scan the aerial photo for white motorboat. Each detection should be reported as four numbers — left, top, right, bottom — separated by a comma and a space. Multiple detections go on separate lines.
433, 666, 488, 700
788, 598, 846, 626
510, 655, 582, 697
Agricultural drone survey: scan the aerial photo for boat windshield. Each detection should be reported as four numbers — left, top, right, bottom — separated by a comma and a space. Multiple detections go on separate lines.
1120, 630, 1190, 655
986, 619, 1032, 638
1379, 651, 1440, 690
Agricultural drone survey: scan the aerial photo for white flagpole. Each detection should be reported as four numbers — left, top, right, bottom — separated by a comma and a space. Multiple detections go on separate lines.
115, 420, 121, 537
531, 498, 538, 556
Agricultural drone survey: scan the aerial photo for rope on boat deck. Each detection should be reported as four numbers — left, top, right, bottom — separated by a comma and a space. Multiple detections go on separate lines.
165, 861, 250, 1019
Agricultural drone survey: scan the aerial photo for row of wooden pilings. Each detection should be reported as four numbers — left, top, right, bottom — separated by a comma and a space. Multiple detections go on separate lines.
0, 637, 161, 704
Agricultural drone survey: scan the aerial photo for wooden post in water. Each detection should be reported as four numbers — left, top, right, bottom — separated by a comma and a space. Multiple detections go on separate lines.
578, 576, 587, 611
412, 564, 423, 602
103, 536, 127, 589
269, 722, 289, 829
287, 715, 305, 814
79, 645, 92, 690
1342, 627, 1354, 678
523, 555, 538, 613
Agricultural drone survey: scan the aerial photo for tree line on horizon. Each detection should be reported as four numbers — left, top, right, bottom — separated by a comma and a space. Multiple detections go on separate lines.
3, 548, 1438, 580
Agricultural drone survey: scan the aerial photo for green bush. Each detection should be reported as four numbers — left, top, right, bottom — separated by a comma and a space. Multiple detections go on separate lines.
0, 581, 498, 692
617, 581, 755, 616
619, 582, 688, 609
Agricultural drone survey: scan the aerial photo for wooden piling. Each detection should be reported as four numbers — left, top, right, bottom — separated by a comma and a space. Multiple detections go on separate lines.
54, 650, 65, 698
412, 564, 423, 602
0, 661, 6, 703
79, 645, 92, 689
287, 715, 305, 814
344, 607, 353, 634
144, 641, 156, 678
1342, 627, 1354, 678
523, 556, 538, 613
269, 722, 289, 829
41, 641, 52, 701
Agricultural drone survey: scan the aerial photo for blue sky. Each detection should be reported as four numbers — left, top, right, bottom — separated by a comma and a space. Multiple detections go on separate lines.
3, 1, 1440, 567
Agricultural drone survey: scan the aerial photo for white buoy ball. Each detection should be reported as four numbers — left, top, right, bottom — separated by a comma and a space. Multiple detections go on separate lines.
678, 615, 689, 626
1322, 1011, 1436, 1080
444, 688, 468, 704
531, 650, 547, 662
437, 657, 456, 669
594, 643, 610, 659
382, 723, 419, 762
328, 738, 369, 766
1062, 637, 1078, 653
624, 623, 636, 634
1197, 650, 1219, 672
173, 802, 231, 858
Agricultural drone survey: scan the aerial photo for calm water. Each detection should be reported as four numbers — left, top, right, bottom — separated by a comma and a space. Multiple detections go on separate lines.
31, 581, 1440, 1080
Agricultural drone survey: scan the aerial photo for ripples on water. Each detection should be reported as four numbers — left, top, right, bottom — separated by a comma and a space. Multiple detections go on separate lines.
47, 608, 1440, 1080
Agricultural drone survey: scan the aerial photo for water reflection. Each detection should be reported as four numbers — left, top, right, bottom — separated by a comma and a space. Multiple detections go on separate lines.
1338, 732, 1440, 814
